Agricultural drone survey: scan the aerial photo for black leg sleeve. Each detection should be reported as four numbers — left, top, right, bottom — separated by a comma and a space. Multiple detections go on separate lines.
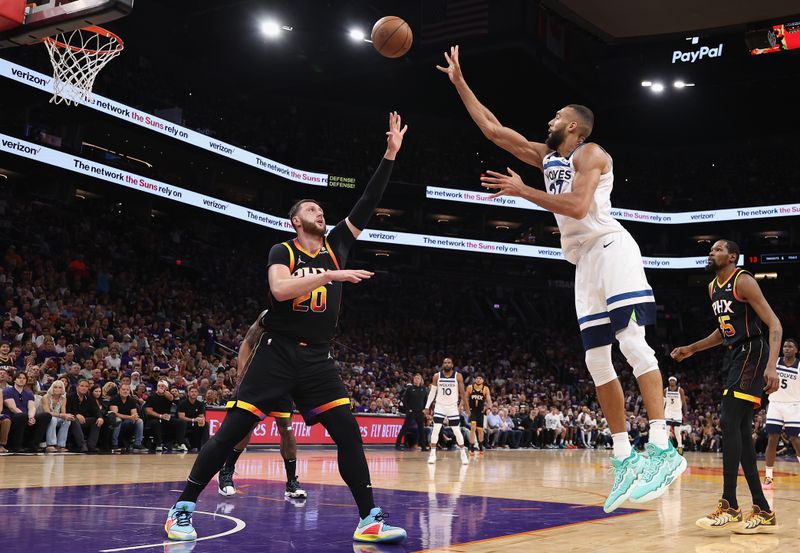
178, 408, 259, 504
316, 405, 374, 519
720, 394, 744, 509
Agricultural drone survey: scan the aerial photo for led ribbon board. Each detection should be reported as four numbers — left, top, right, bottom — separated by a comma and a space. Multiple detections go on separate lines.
0, 58, 329, 186
426, 186, 800, 224
1, 133, 734, 269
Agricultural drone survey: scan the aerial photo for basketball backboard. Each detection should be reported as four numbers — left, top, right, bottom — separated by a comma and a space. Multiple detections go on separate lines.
0, 0, 133, 49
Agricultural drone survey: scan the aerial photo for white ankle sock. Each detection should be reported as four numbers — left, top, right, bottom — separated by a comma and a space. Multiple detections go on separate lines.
612, 432, 632, 460
649, 419, 669, 449
765, 466, 773, 478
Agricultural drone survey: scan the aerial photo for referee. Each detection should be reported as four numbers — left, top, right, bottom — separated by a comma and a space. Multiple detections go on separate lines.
395, 373, 428, 451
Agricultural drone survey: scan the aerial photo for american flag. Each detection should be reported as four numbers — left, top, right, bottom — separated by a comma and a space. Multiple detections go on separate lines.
421, 0, 489, 45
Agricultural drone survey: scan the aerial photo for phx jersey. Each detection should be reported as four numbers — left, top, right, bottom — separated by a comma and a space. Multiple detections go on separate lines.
541, 145, 625, 264
468, 385, 487, 413
263, 221, 356, 344
710, 268, 763, 347
711, 268, 767, 404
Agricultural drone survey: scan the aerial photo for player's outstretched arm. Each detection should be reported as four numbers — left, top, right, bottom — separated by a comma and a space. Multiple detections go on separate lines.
268, 264, 374, 302
735, 273, 782, 393
671, 329, 723, 362
437, 45, 549, 169
480, 143, 605, 219
344, 111, 408, 239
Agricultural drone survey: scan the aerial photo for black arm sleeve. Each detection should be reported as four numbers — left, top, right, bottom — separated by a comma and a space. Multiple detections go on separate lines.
347, 157, 395, 230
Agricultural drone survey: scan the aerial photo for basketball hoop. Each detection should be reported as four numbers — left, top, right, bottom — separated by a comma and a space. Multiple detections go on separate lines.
43, 25, 124, 105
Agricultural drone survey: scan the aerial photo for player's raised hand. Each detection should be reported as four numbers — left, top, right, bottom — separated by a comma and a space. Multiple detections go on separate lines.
329, 269, 375, 284
435, 45, 464, 85
670, 346, 694, 362
385, 111, 408, 159
480, 168, 527, 199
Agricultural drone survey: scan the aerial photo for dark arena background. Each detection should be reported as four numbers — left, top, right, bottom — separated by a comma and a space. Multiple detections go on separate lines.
0, 1, 799, 552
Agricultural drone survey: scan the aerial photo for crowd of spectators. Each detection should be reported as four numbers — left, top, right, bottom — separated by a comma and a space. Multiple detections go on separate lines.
0, 186, 797, 460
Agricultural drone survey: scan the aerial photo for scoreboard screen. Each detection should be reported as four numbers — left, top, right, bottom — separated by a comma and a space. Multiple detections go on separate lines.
750, 21, 800, 55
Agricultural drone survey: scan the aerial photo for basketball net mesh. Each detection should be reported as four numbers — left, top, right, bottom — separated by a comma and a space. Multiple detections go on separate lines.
43, 27, 123, 105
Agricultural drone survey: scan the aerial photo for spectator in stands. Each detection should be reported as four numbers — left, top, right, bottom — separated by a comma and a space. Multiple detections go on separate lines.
3, 372, 51, 453
144, 380, 187, 452
110, 383, 144, 453
66, 378, 103, 453
177, 386, 207, 452
485, 406, 502, 448
41, 379, 73, 452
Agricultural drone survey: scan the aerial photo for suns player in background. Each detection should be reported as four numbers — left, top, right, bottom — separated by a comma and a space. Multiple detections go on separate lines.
672, 239, 781, 534
438, 45, 684, 512
664, 376, 688, 454
465, 374, 492, 454
216, 310, 307, 501
762, 338, 800, 489
425, 357, 470, 465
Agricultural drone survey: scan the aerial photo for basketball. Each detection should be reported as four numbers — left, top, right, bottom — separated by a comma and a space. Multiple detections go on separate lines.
371, 16, 412, 58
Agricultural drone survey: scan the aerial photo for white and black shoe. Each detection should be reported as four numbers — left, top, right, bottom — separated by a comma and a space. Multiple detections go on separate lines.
285, 477, 307, 498
218, 466, 236, 497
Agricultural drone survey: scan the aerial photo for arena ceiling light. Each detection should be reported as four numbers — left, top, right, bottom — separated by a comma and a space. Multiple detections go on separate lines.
673, 80, 695, 88
261, 19, 292, 38
650, 82, 665, 93
348, 28, 371, 42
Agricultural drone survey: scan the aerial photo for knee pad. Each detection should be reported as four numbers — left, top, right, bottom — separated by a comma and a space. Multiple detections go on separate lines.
585, 345, 617, 386
616, 321, 658, 378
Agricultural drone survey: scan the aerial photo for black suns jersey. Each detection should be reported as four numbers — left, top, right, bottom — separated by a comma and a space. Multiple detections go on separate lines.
468, 385, 487, 412
710, 268, 763, 347
263, 220, 356, 344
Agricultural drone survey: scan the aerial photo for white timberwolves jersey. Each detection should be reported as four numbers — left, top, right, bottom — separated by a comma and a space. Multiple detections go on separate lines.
771, 357, 800, 403
542, 145, 626, 264
665, 388, 682, 417
435, 371, 459, 408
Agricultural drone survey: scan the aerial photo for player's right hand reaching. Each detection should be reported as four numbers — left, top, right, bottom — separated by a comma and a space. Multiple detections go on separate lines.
435, 45, 464, 85
329, 269, 374, 284
670, 346, 694, 362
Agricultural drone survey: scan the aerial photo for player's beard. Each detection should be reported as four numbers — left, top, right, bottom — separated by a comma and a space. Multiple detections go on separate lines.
545, 127, 566, 150
704, 258, 719, 273
300, 218, 325, 237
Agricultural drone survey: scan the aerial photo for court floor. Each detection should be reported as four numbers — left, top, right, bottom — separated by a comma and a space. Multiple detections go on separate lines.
2, 447, 798, 553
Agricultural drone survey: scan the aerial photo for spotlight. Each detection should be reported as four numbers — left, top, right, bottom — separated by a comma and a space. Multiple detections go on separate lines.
261, 20, 292, 38
641, 80, 653, 87
651, 82, 665, 93
674, 80, 686, 88
349, 29, 366, 41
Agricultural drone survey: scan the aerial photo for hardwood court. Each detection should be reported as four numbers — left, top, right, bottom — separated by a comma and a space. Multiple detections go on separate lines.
2, 448, 798, 552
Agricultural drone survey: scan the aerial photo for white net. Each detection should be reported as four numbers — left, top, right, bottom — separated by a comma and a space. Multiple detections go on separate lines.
43, 26, 124, 105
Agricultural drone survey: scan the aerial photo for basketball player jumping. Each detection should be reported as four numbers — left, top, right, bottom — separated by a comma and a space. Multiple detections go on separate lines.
438, 45, 685, 512
672, 239, 781, 534
425, 357, 470, 465
762, 338, 800, 490
216, 310, 307, 501
664, 376, 688, 454
165, 112, 408, 544
466, 374, 492, 454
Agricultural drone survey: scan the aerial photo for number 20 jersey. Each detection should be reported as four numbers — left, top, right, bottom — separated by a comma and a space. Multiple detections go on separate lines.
263, 220, 355, 344
542, 145, 625, 264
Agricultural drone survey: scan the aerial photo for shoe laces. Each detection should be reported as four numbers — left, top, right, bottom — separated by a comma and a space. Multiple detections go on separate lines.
373, 510, 389, 523
174, 509, 193, 527
641, 452, 665, 481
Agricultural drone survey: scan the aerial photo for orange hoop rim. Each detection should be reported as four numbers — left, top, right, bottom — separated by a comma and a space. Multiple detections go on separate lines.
43, 25, 124, 55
